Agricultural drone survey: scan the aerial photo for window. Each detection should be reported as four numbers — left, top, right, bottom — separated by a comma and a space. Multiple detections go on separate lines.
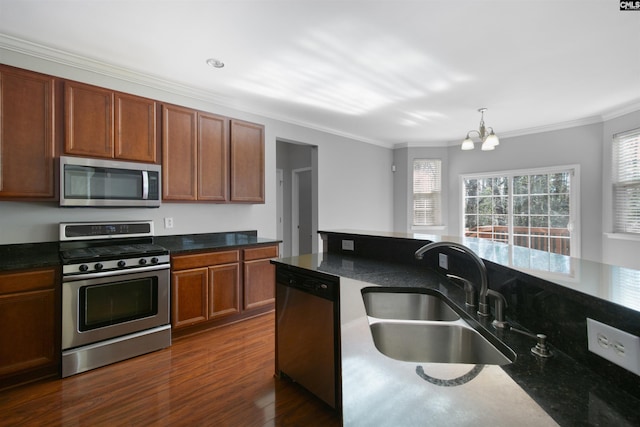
413, 159, 441, 226
612, 266, 640, 311
463, 166, 577, 257
612, 129, 640, 235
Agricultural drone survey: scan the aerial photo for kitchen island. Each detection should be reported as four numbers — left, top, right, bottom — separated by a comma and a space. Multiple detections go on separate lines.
272, 232, 640, 426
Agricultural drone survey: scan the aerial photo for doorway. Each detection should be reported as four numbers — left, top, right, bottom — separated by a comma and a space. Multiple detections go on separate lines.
292, 167, 313, 256
275, 140, 317, 257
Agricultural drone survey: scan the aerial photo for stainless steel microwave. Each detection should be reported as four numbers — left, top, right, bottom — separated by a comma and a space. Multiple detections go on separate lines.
60, 156, 161, 207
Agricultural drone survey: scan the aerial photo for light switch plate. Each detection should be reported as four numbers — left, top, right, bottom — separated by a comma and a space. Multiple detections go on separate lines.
587, 318, 640, 375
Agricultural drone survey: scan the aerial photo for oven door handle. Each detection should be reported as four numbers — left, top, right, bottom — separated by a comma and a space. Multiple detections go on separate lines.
63, 264, 169, 282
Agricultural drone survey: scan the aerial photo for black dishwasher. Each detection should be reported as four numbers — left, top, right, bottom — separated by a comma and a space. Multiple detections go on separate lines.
274, 264, 341, 410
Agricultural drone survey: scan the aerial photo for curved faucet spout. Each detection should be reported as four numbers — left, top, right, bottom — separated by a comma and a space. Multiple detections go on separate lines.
415, 241, 490, 317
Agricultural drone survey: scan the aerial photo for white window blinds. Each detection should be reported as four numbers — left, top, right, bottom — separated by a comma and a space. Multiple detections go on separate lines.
612, 129, 640, 234
413, 159, 441, 226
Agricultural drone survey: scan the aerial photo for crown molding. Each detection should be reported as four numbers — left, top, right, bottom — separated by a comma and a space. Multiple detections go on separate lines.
0, 33, 236, 104
2, 33, 637, 152
0, 33, 392, 149
395, 105, 640, 150
601, 100, 640, 122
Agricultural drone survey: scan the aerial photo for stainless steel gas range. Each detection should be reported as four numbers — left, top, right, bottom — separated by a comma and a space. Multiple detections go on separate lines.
59, 221, 171, 377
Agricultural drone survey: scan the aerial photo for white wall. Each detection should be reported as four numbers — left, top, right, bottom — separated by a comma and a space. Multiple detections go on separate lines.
601, 110, 640, 269
0, 50, 394, 245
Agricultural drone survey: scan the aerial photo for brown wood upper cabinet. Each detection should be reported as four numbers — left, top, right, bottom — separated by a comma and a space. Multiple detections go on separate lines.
162, 105, 228, 201
0, 65, 58, 199
64, 81, 158, 163
162, 103, 264, 203
230, 119, 265, 203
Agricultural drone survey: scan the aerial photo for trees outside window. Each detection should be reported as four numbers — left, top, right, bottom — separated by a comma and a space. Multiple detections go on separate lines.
463, 167, 575, 257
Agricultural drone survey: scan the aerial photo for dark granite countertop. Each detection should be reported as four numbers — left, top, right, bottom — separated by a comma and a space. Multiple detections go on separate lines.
273, 253, 640, 426
319, 229, 640, 314
0, 232, 280, 272
0, 242, 60, 272
154, 231, 280, 255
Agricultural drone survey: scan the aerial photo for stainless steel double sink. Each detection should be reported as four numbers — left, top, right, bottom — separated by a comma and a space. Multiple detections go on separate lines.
361, 287, 516, 365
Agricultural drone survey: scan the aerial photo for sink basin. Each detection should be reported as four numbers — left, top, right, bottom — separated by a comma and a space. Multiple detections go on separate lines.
361, 287, 515, 365
361, 287, 460, 321
368, 321, 516, 365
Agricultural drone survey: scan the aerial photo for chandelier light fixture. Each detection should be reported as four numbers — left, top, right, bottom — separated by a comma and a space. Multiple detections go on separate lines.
461, 108, 500, 151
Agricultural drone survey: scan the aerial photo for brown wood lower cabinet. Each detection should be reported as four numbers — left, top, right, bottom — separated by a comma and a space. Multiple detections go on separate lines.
171, 244, 277, 336
209, 263, 240, 319
0, 267, 59, 389
244, 246, 278, 310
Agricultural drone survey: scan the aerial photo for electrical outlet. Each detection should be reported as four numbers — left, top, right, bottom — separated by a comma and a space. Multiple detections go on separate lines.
164, 217, 174, 229
587, 318, 640, 375
439, 253, 449, 270
341, 240, 355, 251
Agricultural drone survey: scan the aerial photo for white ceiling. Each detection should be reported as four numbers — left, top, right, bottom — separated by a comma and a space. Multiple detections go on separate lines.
1, 0, 639, 148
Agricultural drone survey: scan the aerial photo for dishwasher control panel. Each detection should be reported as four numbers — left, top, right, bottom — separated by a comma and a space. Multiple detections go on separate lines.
276, 267, 338, 301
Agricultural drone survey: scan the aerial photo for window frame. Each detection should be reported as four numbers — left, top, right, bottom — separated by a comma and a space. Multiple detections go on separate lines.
412, 158, 442, 227
460, 164, 581, 259
612, 128, 640, 236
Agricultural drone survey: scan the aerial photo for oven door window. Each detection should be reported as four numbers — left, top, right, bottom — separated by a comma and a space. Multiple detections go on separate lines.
80, 277, 158, 331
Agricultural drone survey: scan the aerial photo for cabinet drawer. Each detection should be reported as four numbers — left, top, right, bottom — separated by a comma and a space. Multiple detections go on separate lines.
244, 245, 278, 261
172, 250, 239, 270
0, 268, 56, 295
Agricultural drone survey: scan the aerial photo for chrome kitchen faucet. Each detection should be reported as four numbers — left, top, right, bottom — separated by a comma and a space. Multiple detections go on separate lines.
415, 241, 491, 318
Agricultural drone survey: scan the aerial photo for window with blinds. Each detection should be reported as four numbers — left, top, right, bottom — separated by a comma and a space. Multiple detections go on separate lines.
612, 266, 640, 311
612, 129, 640, 235
413, 159, 441, 226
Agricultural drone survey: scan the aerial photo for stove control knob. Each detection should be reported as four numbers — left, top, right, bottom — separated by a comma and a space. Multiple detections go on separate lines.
151, 257, 159, 264
139, 258, 148, 266
117, 260, 127, 268
94, 263, 104, 271
79, 264, 89, 272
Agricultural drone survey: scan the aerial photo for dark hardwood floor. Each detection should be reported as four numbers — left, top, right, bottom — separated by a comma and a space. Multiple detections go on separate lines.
0, 312, 341, 426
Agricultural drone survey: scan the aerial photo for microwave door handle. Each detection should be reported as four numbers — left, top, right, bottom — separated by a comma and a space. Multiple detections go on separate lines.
142, 171, 149, 200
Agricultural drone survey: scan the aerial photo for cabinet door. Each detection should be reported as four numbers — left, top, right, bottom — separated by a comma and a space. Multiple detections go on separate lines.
0, 268, 58, 381
230, 120, 265, 203
0, 66, 57, 198
208, 263, 240, 319
162, 104, 198, 200
115, 93, 157, 163
243, 258, 276, 310
64, 81, 114, 158
198, 112, 229, 201
0, 289, 56, 376
171, 268, 208, 329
